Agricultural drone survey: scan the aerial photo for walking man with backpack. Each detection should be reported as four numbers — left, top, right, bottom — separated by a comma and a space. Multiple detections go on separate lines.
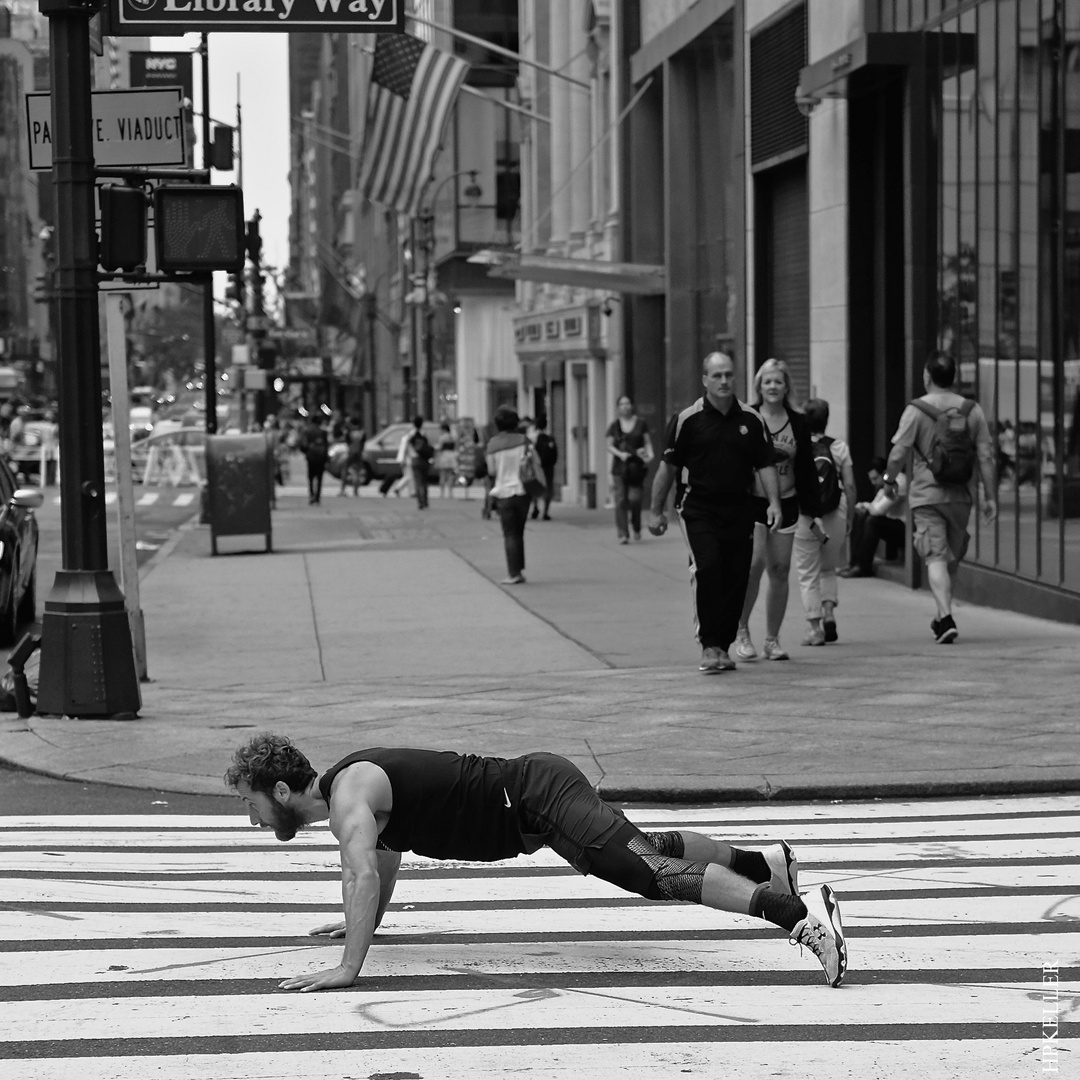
884, 351, 997, 643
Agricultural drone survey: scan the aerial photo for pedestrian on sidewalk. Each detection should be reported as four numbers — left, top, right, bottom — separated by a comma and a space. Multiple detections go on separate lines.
648, 352, 782, 674
735, 360, 824, 663
454, 417, 481, 500
884, 350, 997, 643
840, 458, 907, 577
299, 412, 330, 505
335, 419, 365, 497
792, 398, 857, 645
435, 422, 457, 499
225, 734, 847, 992
485, 406, 534, 584
402, 416, 432, 509
606, 395, 654, 543
529, 416, 558, 520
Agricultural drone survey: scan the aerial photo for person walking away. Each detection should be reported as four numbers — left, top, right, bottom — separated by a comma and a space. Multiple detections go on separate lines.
735, 359, 824, 662
607, 395, 654, 543
840, 458, 907, 577
455, 417, 481, 500
435, 422, 457, 499
339, 419, 365, 497
529, 416, 559, 520
299, 413, 330, 505
403, 416, 432, 509
792, 398, 857, 645
884, 350, 996, 643
485, 406, 534, 584
648, 352, 782, 673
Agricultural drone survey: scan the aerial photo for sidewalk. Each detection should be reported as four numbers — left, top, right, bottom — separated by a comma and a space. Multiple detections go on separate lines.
3, 480, 1078, 801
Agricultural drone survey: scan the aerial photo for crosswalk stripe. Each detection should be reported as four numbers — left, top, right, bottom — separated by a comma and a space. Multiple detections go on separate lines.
0, 1041, 1037, 1080
0, 797, 1068, 1075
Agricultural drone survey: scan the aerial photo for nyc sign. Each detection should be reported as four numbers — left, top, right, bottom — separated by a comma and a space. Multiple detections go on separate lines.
106, 0, 404, 34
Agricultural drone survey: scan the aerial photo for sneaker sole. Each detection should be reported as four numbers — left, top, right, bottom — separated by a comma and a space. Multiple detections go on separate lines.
936, 627, 958, 644
820, 884, 848, 988
765, 840, 799, 896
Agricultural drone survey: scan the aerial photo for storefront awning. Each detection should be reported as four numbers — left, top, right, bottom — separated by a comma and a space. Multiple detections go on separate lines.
478, 252, 667, 296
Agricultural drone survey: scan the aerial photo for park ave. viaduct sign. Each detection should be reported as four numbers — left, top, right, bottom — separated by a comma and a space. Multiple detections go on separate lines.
107, 0, 404, 33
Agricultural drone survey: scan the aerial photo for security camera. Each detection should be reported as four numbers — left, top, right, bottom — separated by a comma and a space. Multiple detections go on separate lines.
795, 93, 820, 118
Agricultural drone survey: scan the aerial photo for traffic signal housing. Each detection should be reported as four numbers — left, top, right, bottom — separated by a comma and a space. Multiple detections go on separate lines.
99, 184, 148, 272
153, 184, 245, 273
225, 270, 246, 306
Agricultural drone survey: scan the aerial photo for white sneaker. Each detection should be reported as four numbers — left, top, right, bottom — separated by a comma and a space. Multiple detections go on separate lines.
762, 637, 789, 661
762, 840, 799, 896
789, 884, 847, 988
734, 627, 757, 661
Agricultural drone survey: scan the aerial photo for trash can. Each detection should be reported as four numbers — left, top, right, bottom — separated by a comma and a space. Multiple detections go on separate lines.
206, 434, 273, 555
581, 472, 597, 510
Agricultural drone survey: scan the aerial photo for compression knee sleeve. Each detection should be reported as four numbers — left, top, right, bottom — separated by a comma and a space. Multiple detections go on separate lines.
626, 834, 708, 903
645, 830, 686, 859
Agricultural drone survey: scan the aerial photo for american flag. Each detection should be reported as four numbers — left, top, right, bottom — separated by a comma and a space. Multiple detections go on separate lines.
358, 32, 469, 218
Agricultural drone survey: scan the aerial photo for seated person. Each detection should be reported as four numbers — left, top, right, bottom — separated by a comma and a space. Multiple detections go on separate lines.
841, 457, 907, 578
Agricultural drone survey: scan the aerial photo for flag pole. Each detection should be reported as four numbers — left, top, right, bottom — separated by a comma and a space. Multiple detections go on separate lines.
409, 13, 590, 90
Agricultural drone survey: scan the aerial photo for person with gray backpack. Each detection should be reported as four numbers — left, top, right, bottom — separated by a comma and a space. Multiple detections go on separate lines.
884, 352, 997, 643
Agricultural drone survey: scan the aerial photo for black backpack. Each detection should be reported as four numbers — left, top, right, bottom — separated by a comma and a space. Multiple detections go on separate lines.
410, 431, 435, 462
812, 435, 842, 514
911, 399, 977, 484
534, 432, 558, 469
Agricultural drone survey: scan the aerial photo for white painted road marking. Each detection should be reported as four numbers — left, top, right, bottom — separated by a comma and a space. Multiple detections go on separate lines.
0, 797, 1073, 1077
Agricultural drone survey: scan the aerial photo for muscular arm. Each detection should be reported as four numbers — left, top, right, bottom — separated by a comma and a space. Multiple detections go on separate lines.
308, 846, 401, 939
280, 769, 386, 992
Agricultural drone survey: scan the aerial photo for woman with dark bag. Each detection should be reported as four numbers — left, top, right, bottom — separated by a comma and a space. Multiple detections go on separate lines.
734, 359, 824, 662
606, 395, 654, 544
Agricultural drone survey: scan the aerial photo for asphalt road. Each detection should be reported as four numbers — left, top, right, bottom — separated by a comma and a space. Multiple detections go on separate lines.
30, 482, 200, 624
0, 762, 236, 815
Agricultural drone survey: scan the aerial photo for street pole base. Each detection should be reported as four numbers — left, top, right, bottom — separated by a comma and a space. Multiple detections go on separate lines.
36, 570, 142, 719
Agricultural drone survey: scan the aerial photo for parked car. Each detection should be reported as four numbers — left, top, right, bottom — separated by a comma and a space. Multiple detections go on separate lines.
0, 456, 43, 644
360, 422, 446, 485
130, 427, 207, 485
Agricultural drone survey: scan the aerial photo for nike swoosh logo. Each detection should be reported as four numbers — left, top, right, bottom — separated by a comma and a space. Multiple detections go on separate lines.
503, 788, 512, 808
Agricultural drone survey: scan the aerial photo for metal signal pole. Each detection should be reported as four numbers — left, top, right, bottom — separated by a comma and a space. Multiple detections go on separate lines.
37, 0, 140, 718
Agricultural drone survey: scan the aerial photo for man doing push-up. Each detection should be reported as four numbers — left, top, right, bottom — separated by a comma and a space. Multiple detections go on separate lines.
225, 734, 847, 992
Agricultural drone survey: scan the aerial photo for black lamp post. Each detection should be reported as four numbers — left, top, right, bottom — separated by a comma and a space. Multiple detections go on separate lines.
37, 0, 140, 717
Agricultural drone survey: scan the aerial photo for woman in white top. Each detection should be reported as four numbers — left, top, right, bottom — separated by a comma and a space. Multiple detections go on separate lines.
792, 398, 858, 645
484, 406, 532, 584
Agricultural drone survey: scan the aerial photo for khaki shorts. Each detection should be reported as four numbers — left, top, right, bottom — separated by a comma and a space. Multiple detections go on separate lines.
913, 504, 971, 569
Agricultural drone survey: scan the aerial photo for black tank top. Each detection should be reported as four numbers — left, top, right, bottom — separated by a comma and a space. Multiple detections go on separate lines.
318, 748, 528, 862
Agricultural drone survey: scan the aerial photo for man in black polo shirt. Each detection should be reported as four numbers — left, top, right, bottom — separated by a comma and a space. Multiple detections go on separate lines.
648, 352, 781, 672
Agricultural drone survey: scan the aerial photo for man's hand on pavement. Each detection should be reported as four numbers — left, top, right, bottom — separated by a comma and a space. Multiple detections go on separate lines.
280, 964, 358, 993
308, 920, 347, 939
647, 510, 667, 536
765, 502, 782, 530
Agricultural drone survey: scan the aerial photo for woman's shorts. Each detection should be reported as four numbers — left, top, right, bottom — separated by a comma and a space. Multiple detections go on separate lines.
750, 494, 800, 533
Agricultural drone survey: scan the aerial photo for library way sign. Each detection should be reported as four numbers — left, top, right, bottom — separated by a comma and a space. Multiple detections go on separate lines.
107, 0, 404, 33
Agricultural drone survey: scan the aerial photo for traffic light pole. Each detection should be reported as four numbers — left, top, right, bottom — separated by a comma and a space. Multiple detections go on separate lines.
201, 35, 217, 437
36, 0, 140, 718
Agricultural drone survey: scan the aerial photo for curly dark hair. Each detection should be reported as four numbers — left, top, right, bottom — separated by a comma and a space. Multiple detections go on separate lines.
224, 733, 317, 795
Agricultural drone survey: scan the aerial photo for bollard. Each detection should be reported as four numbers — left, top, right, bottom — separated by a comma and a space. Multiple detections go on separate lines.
581, 472, 597, 510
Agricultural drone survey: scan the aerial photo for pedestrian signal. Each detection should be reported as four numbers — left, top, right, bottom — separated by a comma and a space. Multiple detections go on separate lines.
99, 184, 148, 272
153, 184, 244, 273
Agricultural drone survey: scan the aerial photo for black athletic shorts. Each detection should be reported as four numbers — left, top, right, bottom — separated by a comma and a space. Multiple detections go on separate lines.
750, 493, 800, 530
515, 752, 631, 874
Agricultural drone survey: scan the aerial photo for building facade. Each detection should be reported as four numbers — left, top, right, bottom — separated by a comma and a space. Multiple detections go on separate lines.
615, 0, 1080, 620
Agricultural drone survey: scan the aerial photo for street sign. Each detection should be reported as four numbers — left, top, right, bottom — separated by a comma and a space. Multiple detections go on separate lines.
129, 52, 194, 103
26, 87, 186, 171
106, 0, 404, 35
268, 327, 316, 344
